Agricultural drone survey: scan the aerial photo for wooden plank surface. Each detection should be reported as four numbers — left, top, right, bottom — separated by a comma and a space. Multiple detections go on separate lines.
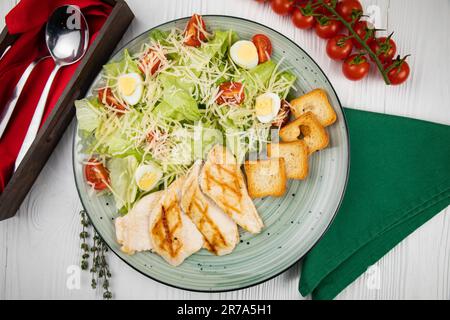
0, 0, 449, 300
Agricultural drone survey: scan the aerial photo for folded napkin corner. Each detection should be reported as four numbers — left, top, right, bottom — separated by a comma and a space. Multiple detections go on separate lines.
299, 108, 450, 300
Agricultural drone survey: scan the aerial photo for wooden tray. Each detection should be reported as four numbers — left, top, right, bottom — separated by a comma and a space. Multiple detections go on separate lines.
0, 0, 134, 221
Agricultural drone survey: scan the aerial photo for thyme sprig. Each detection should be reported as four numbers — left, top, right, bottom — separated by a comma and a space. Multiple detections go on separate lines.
80, 210, 90, 271
79, 210, 112, 300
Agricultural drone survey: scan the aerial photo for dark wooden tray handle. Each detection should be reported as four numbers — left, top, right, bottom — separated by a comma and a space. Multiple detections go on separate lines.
0, 0, 134, 221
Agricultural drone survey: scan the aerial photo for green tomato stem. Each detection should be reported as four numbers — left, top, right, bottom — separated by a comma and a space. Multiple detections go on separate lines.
316, 0, 392, 85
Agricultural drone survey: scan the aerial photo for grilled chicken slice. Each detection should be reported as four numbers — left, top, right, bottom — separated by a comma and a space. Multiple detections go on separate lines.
149, 177, 204, 266
115, 191, 163, 255
200, 145, 264, 234
181, 161, 240, 256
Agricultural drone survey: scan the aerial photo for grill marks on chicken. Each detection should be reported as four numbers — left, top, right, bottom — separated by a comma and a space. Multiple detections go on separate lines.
181, 162, 239, 256
149, 178, 204, 266
151, 201, 183, 258
114, 145, 265, 266
200, 145, 264, 234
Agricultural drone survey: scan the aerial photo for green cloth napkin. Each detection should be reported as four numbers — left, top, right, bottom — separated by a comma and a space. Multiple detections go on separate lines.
299, 108, 450, 300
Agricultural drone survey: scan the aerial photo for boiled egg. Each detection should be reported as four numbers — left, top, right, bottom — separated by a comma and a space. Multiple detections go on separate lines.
255, 92, 281, 123
230, 40, 259, 70
134, 163, 163, 192
117, 73, 143, 106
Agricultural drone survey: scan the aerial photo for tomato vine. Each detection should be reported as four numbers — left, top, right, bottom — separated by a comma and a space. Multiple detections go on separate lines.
316, 0, 391, 84
257, 0, 411, 85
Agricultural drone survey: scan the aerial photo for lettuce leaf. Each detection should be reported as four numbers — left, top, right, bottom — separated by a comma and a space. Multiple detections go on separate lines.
238, 60, 277, 90
153, 90, 201, 122
191, 125, 223, 159
149, 29, 170, 45
93, 111, 142, 156
277, 70, 297, 99
202, 30, 239, 59
108, 155, 138, 211
75, 98, 102, 133
158, 72, 196, 94
103, 49, 141, 79
104, 130, 131, 155
150, 29, 181, 60
153, 72, 201, 122
249, 60, 277, 86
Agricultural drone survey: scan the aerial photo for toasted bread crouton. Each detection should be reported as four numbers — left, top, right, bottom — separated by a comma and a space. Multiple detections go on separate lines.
279, 112, 329, 154
244, 158, 287, 199
290, 89, 336, 127
267, 141, 309, 180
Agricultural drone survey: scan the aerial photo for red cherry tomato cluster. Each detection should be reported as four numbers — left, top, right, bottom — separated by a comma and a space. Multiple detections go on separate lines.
255, 0, 410, 85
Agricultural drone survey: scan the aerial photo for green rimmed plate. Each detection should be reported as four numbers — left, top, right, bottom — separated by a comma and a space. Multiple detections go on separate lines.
73, 15, 349, 292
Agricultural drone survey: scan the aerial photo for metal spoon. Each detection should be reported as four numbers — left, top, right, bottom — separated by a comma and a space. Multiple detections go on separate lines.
15, 5, 89, 170
0, 55, 51, 139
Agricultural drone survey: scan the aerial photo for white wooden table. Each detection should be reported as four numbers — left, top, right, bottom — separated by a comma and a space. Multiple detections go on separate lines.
1, 0, 449, 300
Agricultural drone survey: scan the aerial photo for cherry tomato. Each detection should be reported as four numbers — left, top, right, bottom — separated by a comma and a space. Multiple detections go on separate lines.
369, 36, 397, 63
336, 0, 363, 22
252, 34, 272, 64
216, 82, 245, 105
292, 6, 315, 30
315, 18, 342, 39
85, 158, 110, 191
308, 0, 333, 15
184, 14, 207, 47
326, 35, 353, 60
385, 57, 410, 85
351, 20, 376, 49
342, 54, 370, 81
271, 0, 295, 16
98, 88, 126, 113
138, 48, 162, 75
272, 100, 291, 127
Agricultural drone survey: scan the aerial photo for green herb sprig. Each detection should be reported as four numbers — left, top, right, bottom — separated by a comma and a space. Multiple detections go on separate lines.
79, 210, 113, 299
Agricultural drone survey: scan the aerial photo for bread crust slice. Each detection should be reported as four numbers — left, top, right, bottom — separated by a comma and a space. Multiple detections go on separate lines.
279, 111, 329, 154
244, 158, 287, 199
290, 89, 336, 127
267, 141, 309, 180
